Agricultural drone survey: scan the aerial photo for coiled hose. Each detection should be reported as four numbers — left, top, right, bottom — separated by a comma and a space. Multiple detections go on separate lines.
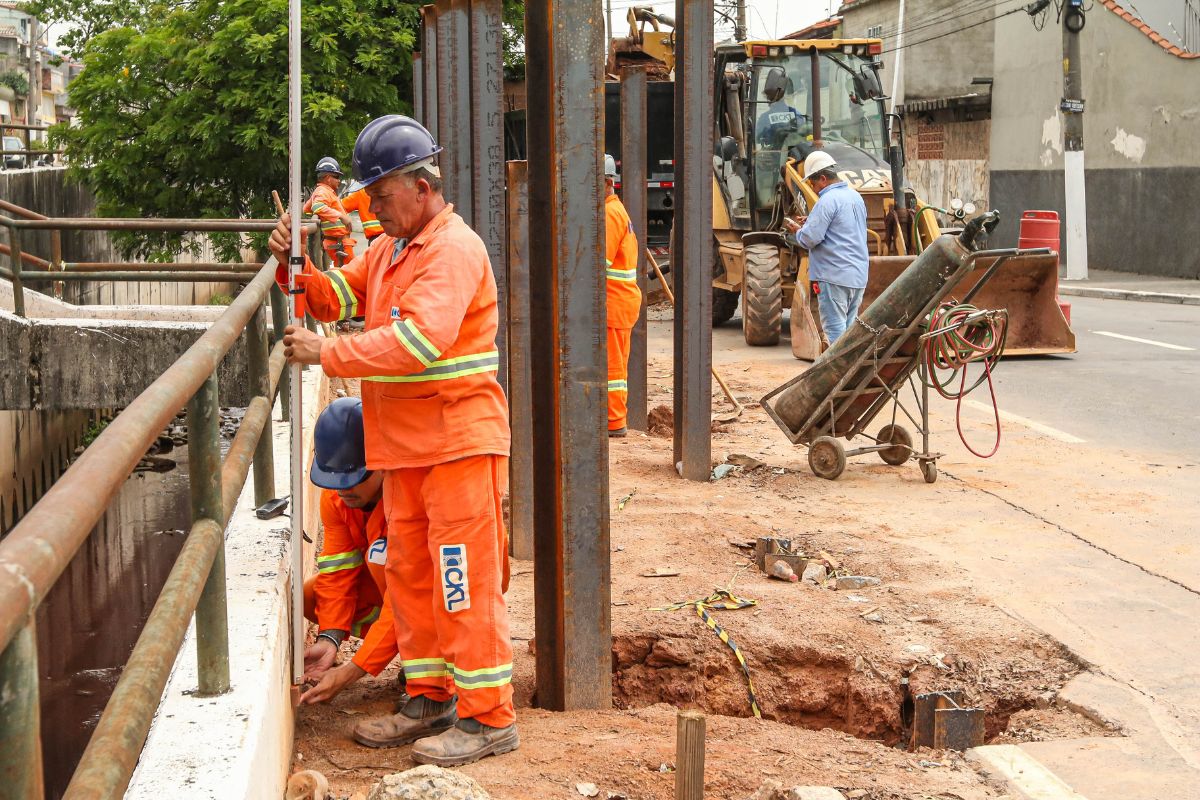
921, 302, 1009, 457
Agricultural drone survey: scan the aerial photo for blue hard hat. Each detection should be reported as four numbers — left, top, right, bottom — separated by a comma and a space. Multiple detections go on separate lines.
309, 397, 368, 489
315, 156, 343, 177
352, 115, 443, 188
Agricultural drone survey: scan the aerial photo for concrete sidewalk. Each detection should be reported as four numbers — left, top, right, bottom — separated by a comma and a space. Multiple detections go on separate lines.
1060, 269, 1200, 305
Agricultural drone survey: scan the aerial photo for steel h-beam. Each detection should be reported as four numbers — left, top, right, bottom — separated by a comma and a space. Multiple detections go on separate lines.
469, 0, 507, 390
437, 0, 473, 225
413, 51, 424, 125
620, 65, 649, 431
672, 0, 713, 481
525, 0, 612, 710
505, 161, 533, 560
421, 6, 439, 138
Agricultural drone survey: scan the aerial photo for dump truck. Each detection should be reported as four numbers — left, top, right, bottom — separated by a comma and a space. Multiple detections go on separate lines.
709, 38, 1074, 357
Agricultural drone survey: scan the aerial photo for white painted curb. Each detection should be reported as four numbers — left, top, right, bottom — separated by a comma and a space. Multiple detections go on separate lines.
968, 744, 1090, 800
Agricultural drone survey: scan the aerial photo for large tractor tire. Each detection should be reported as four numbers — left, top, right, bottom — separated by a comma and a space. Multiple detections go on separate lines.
742, 243, 782, 346
712, 243, 739, 327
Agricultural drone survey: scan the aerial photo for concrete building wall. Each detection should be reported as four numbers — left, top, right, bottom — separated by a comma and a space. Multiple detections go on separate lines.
989, 2, 1200, 277
839, 0, 995, 103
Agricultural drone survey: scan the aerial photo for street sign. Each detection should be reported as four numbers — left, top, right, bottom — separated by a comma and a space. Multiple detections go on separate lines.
1060, 98, 1086, 114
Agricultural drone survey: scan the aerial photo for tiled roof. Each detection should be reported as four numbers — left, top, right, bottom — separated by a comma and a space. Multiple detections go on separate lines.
1102, 0, 1199, 59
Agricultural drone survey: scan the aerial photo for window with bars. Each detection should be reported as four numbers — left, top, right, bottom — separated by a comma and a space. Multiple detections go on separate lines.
867, 24, 883, 37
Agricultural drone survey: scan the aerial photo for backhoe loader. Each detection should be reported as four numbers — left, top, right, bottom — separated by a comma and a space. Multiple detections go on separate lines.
709, 39, 1074, 358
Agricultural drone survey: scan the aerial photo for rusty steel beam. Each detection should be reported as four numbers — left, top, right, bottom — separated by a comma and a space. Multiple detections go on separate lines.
672, 0, 713, 481
620, 65, 649, 430
413, 51, 424, 125
421, 5, 439, 139
525, 0, 611, 710
435, 0, 472, 222
0, 263, 277, 656
59, 262, 263, 272
18, 271, 255, 283
505, 161, 533, 560
469, 0, 507, 389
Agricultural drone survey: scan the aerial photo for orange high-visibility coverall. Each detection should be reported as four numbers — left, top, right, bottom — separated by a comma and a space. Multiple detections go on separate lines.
304, 183, 356, 264
304, 492, 398, 675
342, 188, 384, 241
604, 193, 643, 431
281, 203, 513, 728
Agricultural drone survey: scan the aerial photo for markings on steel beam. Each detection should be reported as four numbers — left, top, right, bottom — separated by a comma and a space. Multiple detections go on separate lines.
1091, 330, 1195, 351
963, 401, 1086, 444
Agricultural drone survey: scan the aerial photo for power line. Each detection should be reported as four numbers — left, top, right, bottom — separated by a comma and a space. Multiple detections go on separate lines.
879, 1, 1033, 55
866, 0, 1024, 42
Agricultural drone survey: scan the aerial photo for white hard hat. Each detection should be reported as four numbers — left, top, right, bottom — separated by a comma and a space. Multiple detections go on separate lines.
802, 150, 837, 180
604, 153, 618, 179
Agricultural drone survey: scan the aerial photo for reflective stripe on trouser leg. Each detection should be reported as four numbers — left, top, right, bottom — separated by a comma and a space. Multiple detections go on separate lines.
384, 470, 454, 703
607, 326, 632, 430
421, 455, 515, 728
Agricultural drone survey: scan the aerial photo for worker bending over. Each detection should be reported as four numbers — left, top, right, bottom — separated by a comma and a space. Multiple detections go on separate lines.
272, 115, 515, 768
300, 397, 400, 705
784, 151, 869, 344
305, 157, 356, 267
342, 183, 385, 246
603, 154, 643, 437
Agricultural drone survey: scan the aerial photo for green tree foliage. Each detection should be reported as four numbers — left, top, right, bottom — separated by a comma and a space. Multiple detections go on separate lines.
22, 0, 149, 61
49, 0, 419, 259
0, 70, 30, 96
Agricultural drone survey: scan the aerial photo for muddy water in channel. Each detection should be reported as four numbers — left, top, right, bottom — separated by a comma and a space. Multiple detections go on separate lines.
35, 443, 191, 799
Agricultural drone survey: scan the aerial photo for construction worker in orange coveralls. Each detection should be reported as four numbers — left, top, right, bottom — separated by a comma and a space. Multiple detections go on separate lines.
299, 397, 399, 705
305, 157, 356, 267
341, 183, 385, 246
271, 115, 515, 768
603, 153, 643, 436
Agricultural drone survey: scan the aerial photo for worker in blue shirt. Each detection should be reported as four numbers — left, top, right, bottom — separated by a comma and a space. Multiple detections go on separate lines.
783, 151, 869, 345
756, 67, 806, 146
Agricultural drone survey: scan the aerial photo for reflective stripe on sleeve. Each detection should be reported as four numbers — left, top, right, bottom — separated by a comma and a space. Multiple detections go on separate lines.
608, 379, 628, 393
362, 350, 500, 383
350, 605, 381, 637
327, 270, 359, 320
606, 267, 638, 282
316, 550, 363, 574
391, 318, 442, 367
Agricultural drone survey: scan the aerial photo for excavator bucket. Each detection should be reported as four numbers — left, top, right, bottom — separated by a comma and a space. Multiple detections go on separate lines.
788, 251, 1077, 361
864, 252, 1075, 356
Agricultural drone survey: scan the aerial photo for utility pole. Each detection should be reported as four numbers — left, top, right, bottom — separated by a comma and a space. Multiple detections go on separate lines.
734, 0, 747, 41
1061, 1, 1088, 280
26, 16, 38, 146
888, 0, 906, 114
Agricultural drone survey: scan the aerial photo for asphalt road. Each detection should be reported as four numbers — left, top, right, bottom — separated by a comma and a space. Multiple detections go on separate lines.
991, 295, 1200, 457
710, 294, 1200, 458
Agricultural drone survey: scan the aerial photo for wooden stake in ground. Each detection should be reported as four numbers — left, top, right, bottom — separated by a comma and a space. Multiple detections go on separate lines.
646, 249, 744, 418
674, 709, 706, 800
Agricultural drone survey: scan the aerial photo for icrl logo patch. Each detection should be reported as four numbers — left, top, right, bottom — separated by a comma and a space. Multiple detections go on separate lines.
367, 537, 387, 566
439, 544, 471, 613
390, 307, 401, 319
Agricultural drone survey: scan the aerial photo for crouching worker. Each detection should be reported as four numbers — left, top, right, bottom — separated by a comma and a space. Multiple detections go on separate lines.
300, 397, 400, 704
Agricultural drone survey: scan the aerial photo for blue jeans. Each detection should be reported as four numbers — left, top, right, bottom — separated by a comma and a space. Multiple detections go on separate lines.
816, 281, 865, 344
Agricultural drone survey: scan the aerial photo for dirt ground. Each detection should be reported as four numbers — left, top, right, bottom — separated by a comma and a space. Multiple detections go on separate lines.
293, 330, 1116, 800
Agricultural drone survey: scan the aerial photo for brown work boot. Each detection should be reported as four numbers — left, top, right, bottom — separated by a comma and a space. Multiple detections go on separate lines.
353, 694, 457, 749
410, 717, 520, 767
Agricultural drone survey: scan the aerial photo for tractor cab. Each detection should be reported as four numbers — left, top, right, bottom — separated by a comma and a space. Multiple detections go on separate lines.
714, 39, 891, 232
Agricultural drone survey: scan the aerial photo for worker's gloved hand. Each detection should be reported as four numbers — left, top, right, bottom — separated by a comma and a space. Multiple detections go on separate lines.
300, 661, 367, 705
302, 637, 339, 681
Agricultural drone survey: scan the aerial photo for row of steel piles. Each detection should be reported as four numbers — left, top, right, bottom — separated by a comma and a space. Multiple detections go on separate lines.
412, 0, 713, 710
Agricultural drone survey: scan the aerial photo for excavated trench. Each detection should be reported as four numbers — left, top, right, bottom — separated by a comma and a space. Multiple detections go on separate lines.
611, 628, 1075, 747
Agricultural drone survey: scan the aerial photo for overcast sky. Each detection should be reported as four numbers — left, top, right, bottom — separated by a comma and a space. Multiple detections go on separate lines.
605, 0, 837, 41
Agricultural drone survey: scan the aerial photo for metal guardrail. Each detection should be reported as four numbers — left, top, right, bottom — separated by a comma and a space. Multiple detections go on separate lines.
0, 210, 300, 799
0, 204, 317, 316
